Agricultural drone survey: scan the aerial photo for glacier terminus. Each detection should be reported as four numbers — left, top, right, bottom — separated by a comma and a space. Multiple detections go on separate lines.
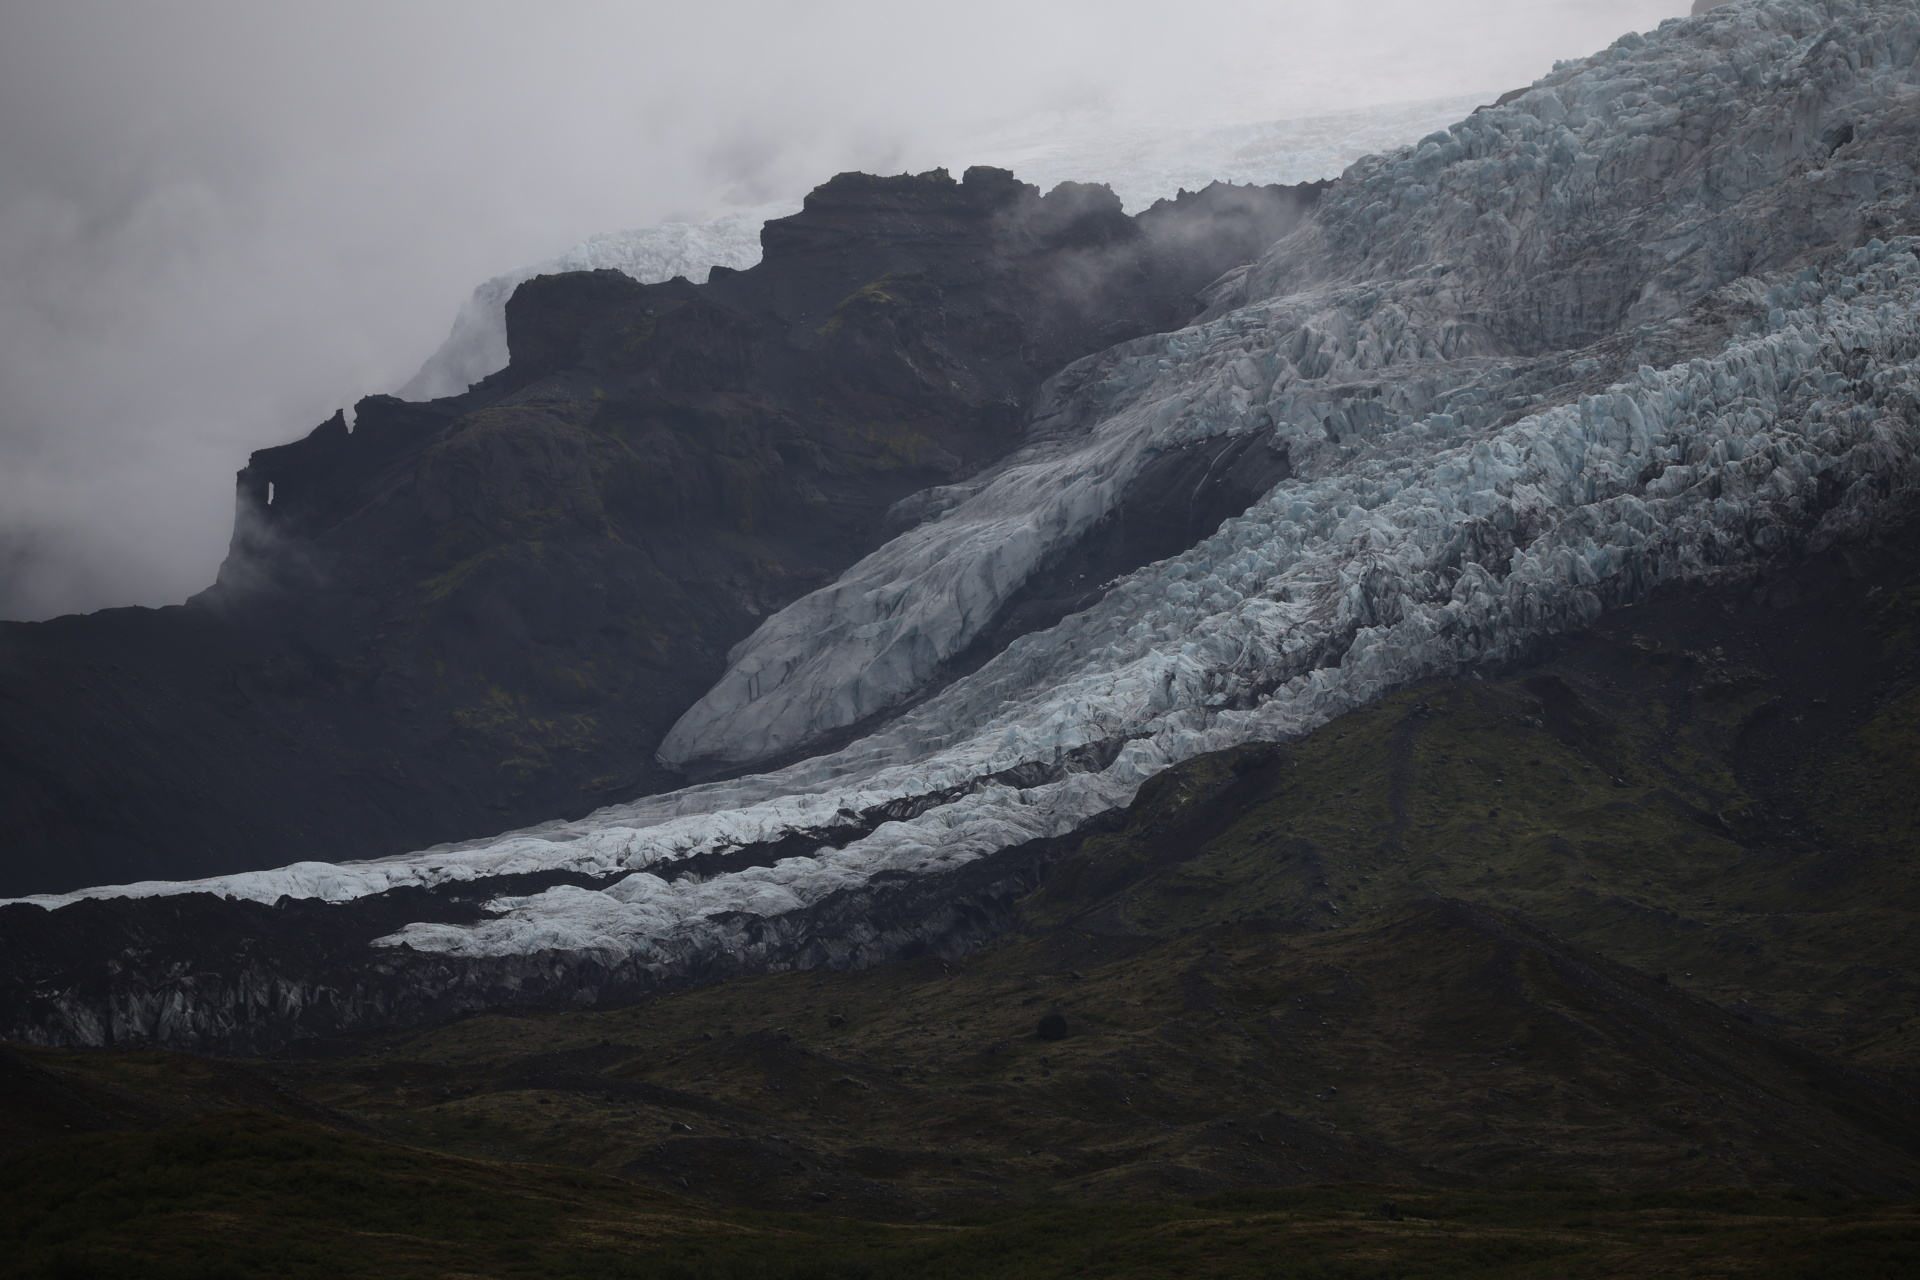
10, 0, 1920, 1050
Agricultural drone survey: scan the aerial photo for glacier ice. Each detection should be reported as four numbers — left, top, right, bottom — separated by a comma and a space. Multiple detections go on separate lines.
976, 94, 1495, 215
662, 0, 1920, 770
19, 2, 1920, 985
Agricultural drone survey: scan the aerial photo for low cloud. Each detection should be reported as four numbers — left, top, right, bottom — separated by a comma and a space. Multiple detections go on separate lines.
0, 0, 1688, 620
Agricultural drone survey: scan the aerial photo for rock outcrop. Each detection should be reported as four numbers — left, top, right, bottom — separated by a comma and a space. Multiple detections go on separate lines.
0, 170, 1322, 897
13, 1, 1920, 1057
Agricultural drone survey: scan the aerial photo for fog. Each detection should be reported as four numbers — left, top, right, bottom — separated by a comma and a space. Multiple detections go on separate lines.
0, 0, 1691, 621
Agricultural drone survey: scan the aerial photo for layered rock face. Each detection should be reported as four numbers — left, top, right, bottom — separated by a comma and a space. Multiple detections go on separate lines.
0, 169, 1320, 898
10, 0, 1920, 1053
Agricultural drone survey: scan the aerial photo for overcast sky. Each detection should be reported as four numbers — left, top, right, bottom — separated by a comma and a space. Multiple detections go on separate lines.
0, 0, 1691, 622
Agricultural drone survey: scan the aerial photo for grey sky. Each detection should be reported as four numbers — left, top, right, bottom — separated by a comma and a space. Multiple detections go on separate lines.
0, 0, 1690, 621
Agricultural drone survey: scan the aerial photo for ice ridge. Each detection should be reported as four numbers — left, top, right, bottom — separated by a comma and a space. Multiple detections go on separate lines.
19, 3, 1920, 984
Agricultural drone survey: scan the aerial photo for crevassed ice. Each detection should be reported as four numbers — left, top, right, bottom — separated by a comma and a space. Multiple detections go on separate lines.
380, 238, 1920, 960
18, 3, 1920, 974
660, 0, 1920, 769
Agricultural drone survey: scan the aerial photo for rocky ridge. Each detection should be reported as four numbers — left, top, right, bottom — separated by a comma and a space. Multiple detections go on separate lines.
9, 0, 1920, 1061
0, 170, 1319, 897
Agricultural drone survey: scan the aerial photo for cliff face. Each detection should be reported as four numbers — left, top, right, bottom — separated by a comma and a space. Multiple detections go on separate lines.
0, 168, 1322, 897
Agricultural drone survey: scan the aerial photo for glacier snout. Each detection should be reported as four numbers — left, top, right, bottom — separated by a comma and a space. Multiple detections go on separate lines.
16, 0, 1920, 1046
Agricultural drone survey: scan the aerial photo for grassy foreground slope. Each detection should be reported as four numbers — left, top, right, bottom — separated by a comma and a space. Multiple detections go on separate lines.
2, 1111, 1916, 1279
5, 547, 1920, 1272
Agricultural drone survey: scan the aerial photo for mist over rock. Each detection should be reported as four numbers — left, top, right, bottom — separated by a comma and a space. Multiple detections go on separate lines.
400, 204, 800, 402
0, 167, 1321, 899
393, 95, 1492, 409
652, 0, 1920, 795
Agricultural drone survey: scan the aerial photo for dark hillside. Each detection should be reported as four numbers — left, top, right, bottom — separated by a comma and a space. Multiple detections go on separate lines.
8, 532, 1920, 1212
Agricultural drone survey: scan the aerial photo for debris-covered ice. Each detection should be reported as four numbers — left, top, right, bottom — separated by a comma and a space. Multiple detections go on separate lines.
22, 3, 1920, 980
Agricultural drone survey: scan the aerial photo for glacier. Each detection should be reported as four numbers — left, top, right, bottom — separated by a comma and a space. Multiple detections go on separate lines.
18, 0, 1920, 987
399, 202, 801, 401
967, 93, 1494, 216
397, 96, 1494, 404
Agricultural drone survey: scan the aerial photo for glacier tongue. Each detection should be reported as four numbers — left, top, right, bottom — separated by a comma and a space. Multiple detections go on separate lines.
20, 1, 1920, 979
391, 237, 1920, 961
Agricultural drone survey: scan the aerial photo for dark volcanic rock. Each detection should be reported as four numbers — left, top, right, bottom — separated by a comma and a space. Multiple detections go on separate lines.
0, 168, 1323, 897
